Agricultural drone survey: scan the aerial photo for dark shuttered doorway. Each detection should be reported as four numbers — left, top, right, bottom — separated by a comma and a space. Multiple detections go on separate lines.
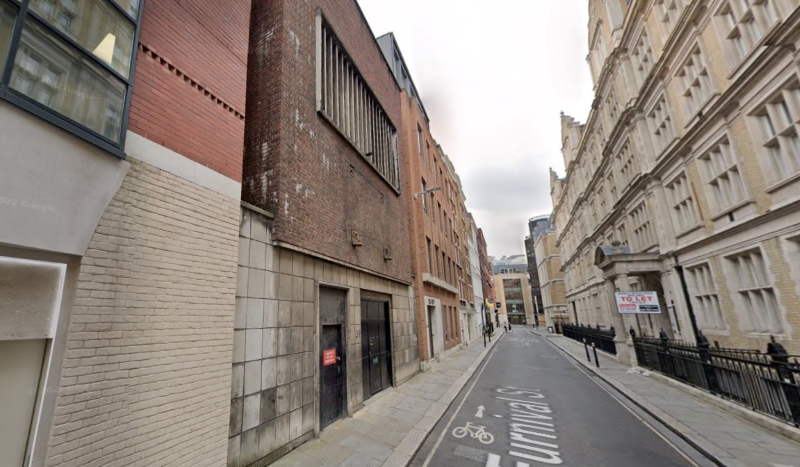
360, 299, 392, 400
320, 287, 346, 430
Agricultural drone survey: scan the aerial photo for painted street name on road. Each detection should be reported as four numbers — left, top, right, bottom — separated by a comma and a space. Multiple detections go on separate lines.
486, 386, 563, 466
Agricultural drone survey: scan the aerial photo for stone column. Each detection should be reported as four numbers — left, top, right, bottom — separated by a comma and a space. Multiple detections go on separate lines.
605, 275, 632, 365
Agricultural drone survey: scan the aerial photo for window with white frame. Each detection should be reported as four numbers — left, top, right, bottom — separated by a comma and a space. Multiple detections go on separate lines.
629, 201, 655, 251
654, 0, 686, 37
648, 95, 675, 157
605, 89, 619, 130
752, 80, 800, 183
687, 264, 725, 331
716, 0, 779, 65
725, 248, 783, 333
666, 173, 699, 231
677, 44, 713, 115
617, 141, 640, 188
699, 138, 747, 212
318, 18, 400, 189
606, 172, 618, 203
631, 29, 654, 87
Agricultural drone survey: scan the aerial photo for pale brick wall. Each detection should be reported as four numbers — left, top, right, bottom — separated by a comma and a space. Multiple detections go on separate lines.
45, 158, 240, 467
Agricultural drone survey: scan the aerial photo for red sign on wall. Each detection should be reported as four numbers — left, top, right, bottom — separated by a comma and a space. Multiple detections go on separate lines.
322, 349, 336, 366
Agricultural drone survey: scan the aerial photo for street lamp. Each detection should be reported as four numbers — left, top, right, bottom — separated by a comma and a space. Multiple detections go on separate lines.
413, 186, 441, 199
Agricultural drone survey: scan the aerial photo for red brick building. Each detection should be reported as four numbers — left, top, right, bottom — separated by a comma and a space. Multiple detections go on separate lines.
377, 33, 468, 365
478, 228, 496, 326
230, 1, 419, 464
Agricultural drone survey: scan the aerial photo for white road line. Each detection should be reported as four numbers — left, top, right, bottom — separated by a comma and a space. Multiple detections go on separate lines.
549, 342, 702, 467
421, 335, 503, 467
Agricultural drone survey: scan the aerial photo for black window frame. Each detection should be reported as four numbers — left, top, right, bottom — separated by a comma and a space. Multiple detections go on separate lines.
0, 0, 145, 158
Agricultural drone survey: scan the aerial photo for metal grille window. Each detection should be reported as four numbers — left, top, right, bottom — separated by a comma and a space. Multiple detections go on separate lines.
753, 81, 800, 183
666, 173, 698, 232
686, 263, 725, 330
677, 44, 713, 115
317, 17, 399, 190
725, 248, 783, 334
631, 30, 653, 87
717, 0, 778, 64
700, 138, 747, 212
629, 201, 655, 252
0, 0, 143, 156
648, 95, 675, 157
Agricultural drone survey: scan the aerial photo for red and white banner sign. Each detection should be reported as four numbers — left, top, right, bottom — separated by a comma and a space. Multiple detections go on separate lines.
615, 291, 661, 314
322, 349, 336, 366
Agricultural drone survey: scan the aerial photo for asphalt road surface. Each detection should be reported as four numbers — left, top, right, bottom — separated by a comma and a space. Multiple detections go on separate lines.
411, 330, 717, 467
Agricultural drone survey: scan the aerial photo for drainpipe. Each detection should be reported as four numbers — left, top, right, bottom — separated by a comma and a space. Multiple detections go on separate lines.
672, 257, 701, 343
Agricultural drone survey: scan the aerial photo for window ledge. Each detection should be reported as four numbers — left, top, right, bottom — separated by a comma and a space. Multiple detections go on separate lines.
701, 329, 730, 337
710, 199, 754, 222
675, 222, 704, 238
682, 92, 721, 130
655, 137, 680, 161
766, 171, 800, 194
725, 22, 782, 81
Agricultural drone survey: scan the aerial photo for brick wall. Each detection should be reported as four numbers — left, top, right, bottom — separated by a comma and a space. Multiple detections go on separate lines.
45, 159, 240, 467
242, 0, 412, 284
128, 0, 250, 182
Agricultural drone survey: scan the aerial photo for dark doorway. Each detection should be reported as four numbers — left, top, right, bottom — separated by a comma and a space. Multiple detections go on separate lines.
320, 325, 344, 429
361, 300, 392, 400
319, 287, 346, 430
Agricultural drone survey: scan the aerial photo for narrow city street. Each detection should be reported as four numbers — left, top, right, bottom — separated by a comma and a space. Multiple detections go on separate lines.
411, 331, 716, 467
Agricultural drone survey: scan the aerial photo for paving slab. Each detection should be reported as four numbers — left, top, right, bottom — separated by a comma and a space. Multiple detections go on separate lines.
273, 337, 498, 466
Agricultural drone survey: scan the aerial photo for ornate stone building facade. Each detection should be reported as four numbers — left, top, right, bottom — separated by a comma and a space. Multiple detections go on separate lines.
551, 0, 800, 362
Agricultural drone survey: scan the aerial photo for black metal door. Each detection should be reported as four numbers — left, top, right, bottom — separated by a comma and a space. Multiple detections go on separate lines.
361, 300, 392, 399
320, 325, 343, 430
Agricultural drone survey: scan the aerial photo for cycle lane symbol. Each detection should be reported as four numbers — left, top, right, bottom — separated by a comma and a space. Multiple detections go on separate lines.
451, 421, 495, 445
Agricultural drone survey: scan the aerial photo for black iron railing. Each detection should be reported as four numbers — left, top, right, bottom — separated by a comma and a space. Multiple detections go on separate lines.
633, 331, 800, 426
561, 324, 617, 355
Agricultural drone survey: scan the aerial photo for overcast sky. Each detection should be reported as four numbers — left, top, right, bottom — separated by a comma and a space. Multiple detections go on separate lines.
358, 0, 595, 258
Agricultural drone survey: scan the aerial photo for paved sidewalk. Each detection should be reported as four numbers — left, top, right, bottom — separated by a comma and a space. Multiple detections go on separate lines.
536, 330, 800, 467
270, 335, 500, 467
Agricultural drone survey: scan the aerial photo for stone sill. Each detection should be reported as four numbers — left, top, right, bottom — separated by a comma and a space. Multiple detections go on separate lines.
422, 273, 459, 294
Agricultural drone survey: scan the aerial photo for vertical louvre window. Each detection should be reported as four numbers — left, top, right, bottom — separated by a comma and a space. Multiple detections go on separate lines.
666, 173, 698, 231
753, 81, 800, 183
677, 45, 713, 115
0, 0, 143, 151
726, 249, 783, 334
649, 95, 675, 156
700, 138, 747, 212
629, 202, 655, 251
687, 264, 725, 330
717, 0, 779, 64
318, 18, 400, 190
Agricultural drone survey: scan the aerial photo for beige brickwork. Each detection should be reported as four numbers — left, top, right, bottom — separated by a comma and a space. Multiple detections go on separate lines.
550, 1, 800, 351
45, 157, 240, 467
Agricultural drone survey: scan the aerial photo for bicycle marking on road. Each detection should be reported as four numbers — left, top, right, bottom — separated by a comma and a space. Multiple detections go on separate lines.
420, 337, 502, 467
452, 421, 495, 444
492, 386, 563, 465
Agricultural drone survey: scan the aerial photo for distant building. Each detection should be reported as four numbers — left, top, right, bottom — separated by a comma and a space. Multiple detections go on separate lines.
477, 229, 495, 327
492, 256, 534, 326
531, 216, 569, 329
526, 215, 549, 322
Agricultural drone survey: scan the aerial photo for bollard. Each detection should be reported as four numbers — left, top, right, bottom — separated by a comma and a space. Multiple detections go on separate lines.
583, 338, 591, 362
592, 342, 600, 368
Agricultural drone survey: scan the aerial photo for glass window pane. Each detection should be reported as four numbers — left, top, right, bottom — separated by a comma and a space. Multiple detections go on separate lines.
10, 18, 126, 142
28, 0, 134, 78
0, 2, 17, 73
111, 0, 139, 18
